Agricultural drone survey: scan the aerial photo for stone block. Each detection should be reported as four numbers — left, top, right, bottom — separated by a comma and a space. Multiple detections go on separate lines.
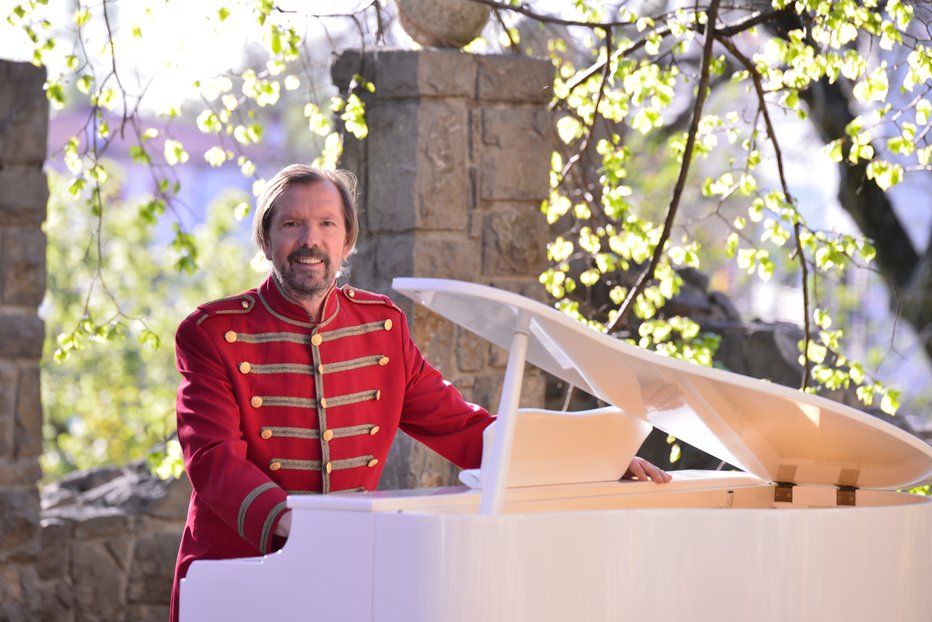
0, 166, 48, 226
415, 101, 469, 231
15, 363, 42, 458
0, 61, 48, 163
456, 327, 488, 373
0, 456, 41, 486
477, 55, 554, 103
126, 604, 170, 622
39, 576, 74, 622
38, 517, 72, 580
0, 361, 17, 457
0, 487, 40, 560
0, 565, 41, 622
142, 474, 192, 521
411, 305, 456, 375
479, 107, 552, 201
72, 538, 128, 620
412, 234, 480, 282
127, 531, 182, 604
481, 203, 549, 277
72, 507, 131, 539
366, 102, 419, 232
0, 311, 43, 359
2, 228, 46, 306
334, 49, 477, 100
373, 232, 416, 284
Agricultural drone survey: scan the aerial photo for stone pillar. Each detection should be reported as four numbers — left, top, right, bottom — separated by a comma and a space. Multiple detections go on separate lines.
0, 60, 49, 621
333, 50, 554, 489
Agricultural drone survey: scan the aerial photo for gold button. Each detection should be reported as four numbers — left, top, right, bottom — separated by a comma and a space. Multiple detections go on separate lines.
370, 425, 380, 436
270, 461, 281, 471
241, 300, 249, 309
225, 331, 237, 343
261, 429, 272, 439
383, 319, 392, 331
322, 429, 334, 441
238, 361, 251, 374
367, 458, 379, 468
375, 390, 381, 401
325, 462, 332, 474
319, 398, 328, 409
347, 288, 355, 298
311, 334, 323, 346
318, 364, 325, 374
251, 396, 263, 408
378, 356, 389, 366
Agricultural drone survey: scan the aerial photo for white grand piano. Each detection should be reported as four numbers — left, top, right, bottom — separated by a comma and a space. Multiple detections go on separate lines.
181, 278, 932, 622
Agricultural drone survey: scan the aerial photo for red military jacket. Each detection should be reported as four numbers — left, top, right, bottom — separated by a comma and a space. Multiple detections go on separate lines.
170, 276, 492, 620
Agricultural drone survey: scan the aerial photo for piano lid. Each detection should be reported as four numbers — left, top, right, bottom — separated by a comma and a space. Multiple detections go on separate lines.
393, 278, 932, 490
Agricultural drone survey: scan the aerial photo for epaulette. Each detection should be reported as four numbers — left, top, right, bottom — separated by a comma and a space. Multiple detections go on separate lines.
341, 285, 397, 308
192, 293, 257, 325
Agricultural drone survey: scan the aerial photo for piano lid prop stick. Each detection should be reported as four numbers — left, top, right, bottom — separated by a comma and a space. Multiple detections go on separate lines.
480, 310, 531, 515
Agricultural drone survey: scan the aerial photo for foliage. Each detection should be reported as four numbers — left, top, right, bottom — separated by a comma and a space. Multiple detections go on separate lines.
528, 0, 929, 411
42, 167, 258, 477
6, 0, 931, 474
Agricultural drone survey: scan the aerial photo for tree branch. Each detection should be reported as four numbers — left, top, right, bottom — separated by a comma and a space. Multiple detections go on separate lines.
607, 0, 723, 334
717, 34, 813, 390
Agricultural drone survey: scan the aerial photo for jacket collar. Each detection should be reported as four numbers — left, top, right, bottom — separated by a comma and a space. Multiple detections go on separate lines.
257, 274, 340, 328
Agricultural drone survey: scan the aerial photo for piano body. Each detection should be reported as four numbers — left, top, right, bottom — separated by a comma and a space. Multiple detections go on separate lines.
180, 278, 932, 622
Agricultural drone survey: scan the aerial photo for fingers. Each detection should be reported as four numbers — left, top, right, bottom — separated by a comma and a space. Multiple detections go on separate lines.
626, 457, 672, 484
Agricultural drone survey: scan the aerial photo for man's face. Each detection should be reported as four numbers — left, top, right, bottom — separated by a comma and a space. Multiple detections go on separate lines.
263, 180, 350, 306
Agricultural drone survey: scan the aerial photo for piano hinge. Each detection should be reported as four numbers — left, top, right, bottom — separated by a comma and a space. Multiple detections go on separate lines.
836, 485, 857, 507
773, 481, 795, 503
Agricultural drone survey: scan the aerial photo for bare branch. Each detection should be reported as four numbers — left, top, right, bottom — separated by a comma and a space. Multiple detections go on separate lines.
717, 34, 813, 390
607, 0, 723, 334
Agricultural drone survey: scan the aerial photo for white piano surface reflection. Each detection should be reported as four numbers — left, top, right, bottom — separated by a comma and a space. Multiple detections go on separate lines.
181, 278, 932, 622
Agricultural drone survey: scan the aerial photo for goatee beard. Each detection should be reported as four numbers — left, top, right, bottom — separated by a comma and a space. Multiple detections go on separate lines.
274, 246, 335, 301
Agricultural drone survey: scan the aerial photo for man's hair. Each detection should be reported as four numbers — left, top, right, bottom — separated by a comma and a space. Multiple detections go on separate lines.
252, 164, 359, 255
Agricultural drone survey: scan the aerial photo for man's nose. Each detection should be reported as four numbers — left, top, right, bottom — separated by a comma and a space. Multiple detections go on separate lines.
300, 223, 321, 246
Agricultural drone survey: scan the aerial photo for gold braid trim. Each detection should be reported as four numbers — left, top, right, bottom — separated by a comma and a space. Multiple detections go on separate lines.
272, 459, 322, 471
318, 320, 390, 343
324, 389, 380, 409
322, 355, 385, 374
260, 501, 289, 554
331, 455, 376, 470
260, 424, 377, 440
248, 363, 315, 375
270, 456, 374, 471
258, 396, 318, 409
237, 482, 278, 540
235, 332, 311, 345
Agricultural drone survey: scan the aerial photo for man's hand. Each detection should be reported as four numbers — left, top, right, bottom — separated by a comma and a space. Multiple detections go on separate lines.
623, 457, 672, 483
274, 509, 292, 538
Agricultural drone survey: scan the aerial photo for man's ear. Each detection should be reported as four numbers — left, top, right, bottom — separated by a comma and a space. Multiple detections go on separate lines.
263, 239, 272, 261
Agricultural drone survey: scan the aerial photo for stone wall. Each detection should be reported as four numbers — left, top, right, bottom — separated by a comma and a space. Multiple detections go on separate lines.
332, 49, 555, 489
0, 59, 48, 622
39, 463, 190, 622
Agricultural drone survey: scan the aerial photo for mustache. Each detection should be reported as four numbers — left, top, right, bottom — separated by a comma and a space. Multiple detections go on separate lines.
288, 246, 329, 264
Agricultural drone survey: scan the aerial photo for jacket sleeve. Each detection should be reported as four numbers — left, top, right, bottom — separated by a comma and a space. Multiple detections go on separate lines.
175, 315, 289, 554
396, 311, 495, 469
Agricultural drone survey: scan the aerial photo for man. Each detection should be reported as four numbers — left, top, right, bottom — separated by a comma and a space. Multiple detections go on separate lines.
170, 164, 669, 621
